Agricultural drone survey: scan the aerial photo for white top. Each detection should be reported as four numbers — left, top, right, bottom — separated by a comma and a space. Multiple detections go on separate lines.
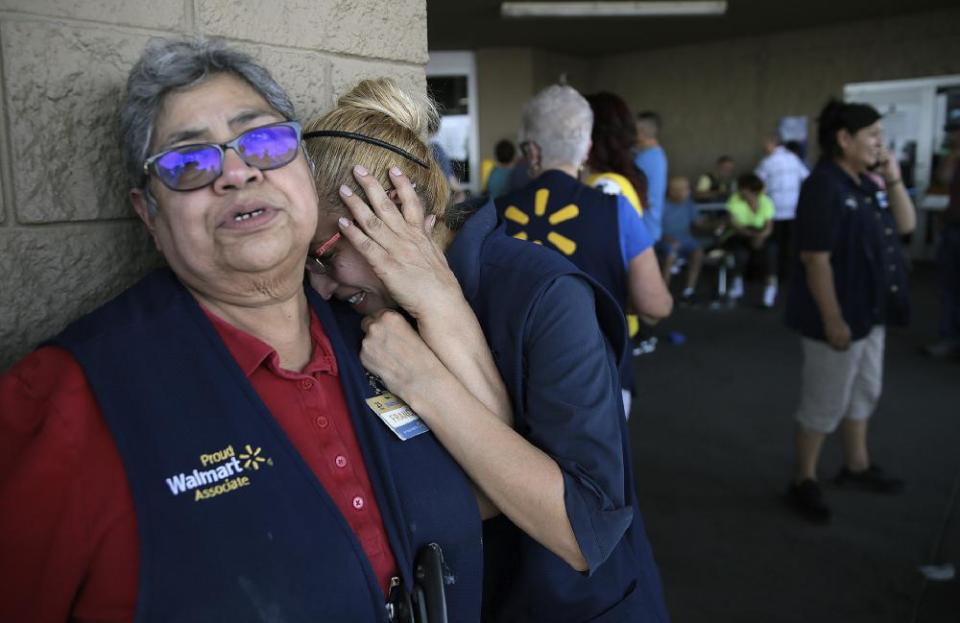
755, 146, 810, 221
594, 176, 625, 197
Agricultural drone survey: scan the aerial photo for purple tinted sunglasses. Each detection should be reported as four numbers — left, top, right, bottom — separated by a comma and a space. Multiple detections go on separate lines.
142, 121, 302, 191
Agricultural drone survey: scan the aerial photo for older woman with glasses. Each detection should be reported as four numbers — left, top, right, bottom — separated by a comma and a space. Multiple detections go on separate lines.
304, 78, 669, 623
0, 39, 483, 622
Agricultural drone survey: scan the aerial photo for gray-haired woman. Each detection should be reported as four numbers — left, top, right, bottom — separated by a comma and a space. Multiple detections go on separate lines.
495, 84, 672, 417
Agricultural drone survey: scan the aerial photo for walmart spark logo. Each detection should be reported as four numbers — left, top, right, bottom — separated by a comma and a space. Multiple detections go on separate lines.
163, 443, 273, 502
239, 444, 269, 470
504, 187, 580, 255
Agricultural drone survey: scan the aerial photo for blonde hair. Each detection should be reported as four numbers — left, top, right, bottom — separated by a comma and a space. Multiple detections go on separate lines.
304, 78, 450, 222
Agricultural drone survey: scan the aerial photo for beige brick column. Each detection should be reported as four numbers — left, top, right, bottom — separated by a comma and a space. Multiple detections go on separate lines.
0, 0, 428, 370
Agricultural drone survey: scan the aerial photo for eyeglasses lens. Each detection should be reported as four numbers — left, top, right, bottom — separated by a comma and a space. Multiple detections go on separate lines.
153, 123, 301, 191
155, 145, 222, 191
238, 125, 300, 170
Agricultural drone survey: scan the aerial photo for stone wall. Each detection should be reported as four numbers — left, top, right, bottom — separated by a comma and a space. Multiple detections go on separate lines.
0, 0, 428, 370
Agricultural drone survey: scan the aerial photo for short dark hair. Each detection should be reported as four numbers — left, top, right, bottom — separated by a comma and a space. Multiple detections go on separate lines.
816, 98, 881, 160
494, 139, 516, 164
737, 172, 764, 193
636, 110, 661, 133
717, 155, 734, 165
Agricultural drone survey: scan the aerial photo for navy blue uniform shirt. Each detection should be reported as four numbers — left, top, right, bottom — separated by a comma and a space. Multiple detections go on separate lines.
786, 160, 910, 341
445, 201, 669, 622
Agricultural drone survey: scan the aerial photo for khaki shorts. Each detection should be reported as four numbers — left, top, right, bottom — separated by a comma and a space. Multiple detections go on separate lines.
794, 326, 885, 434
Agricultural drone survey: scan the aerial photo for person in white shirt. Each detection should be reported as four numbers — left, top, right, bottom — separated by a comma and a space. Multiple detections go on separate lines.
755, 135, 809, 286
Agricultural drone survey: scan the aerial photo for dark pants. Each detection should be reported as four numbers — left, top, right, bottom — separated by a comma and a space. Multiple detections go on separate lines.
728, 235, 778, 280
772, 219, 794, 282
938, 223, 960, 342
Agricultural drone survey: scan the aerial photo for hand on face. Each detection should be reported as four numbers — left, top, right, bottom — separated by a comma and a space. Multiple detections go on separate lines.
876, 145, 903, 183
334, 165, 463, 320
359, 309, 439, 396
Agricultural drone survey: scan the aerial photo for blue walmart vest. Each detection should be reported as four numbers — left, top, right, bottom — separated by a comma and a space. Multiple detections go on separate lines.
449, 202, 669, 623
51, 268, 482, 623
495, 170, 635, 392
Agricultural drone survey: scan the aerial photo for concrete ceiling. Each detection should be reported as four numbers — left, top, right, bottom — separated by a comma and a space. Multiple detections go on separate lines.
426, 0, 958, 56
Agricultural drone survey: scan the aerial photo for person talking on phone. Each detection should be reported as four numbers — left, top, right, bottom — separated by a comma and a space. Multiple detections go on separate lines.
783, 99, 915, 524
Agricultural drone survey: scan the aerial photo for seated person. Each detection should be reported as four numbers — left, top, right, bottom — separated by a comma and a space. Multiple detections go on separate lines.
657, 176, 706, 303
695, 155, 736, 202
486, 138, 517, 199
725, 172, 778, 307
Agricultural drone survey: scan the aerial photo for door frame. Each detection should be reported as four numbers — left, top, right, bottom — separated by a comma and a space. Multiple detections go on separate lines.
426, 51, 481, 194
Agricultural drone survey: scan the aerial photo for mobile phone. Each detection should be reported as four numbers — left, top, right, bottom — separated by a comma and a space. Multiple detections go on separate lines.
412, 543, 448, 623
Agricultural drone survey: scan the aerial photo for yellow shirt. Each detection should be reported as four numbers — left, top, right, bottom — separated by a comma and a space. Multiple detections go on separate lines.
585, 172, 644, 216
726, 192, 775, 228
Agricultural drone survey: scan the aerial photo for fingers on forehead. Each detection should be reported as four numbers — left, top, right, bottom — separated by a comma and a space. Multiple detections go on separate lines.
388, 167, 424, 222
341, 188, 376, 222
353, 167, 390, 201
391, 168, 419, 198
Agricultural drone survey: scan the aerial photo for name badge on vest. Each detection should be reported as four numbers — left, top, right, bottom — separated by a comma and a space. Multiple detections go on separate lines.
365, 373, 430, 441
876, 190, 889, 209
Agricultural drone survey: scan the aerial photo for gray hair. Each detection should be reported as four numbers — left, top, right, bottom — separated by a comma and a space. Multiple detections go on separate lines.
120, 38, 296, 197
520, 85, 593, 169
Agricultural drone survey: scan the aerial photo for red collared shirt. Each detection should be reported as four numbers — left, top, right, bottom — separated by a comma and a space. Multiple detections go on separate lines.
0, 307, 397, 623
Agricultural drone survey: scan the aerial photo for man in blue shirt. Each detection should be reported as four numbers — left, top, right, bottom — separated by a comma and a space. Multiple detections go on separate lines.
658, 176, 705, 303
634, 111, 668, 241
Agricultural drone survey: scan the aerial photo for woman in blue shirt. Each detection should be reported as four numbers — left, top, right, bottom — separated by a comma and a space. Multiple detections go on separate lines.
303, 78, 669, 622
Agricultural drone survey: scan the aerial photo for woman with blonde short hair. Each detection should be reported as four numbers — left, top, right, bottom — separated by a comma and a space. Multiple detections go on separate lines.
303, 79, 669, 622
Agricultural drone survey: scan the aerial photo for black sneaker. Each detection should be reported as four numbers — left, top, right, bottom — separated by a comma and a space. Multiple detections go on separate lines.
785, 479, 831, 524
832, 465, 904, 494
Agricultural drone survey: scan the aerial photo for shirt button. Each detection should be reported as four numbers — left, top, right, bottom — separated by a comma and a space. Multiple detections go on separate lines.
352, 496, 365, 510
315, 415, 329, 428
885, 228, 893, 235
335, 455, 347, 468
299, 379, 314, 390
890, 285, 899, 293
889, 264, 896, 271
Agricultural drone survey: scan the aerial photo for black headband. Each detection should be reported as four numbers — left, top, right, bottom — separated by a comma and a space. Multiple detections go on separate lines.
303, 129, 429, 169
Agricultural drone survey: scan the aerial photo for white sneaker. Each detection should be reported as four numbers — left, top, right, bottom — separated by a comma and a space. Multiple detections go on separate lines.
762, 283, 778, 307
728, 276, 744, 300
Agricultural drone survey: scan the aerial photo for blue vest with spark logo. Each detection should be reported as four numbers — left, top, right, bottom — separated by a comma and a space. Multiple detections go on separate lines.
495, 170, 634, 392
50, 268, 482, 623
